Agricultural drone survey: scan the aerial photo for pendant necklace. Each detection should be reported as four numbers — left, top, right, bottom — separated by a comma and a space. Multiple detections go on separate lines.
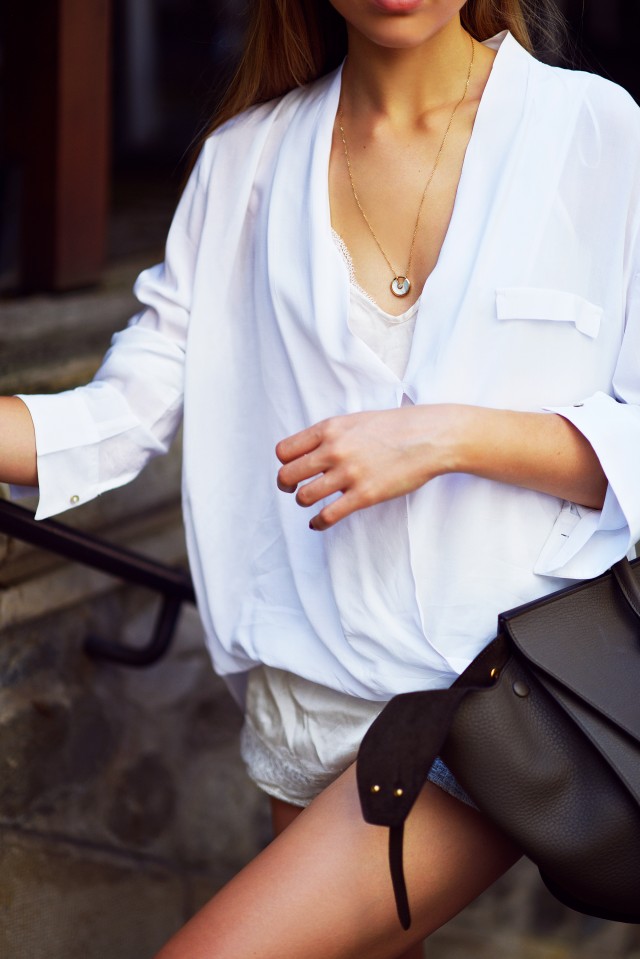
338, 35, 475, 299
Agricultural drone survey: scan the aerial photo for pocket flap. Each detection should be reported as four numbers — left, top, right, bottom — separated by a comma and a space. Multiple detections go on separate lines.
496, 287, 602, 338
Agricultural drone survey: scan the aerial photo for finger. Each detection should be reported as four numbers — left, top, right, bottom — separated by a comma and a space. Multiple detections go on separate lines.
295, 473, 343, 508
277, 476, 298, 494
277, 450, 327, 492
275, 424, 324, 465
309, 490, 361, 531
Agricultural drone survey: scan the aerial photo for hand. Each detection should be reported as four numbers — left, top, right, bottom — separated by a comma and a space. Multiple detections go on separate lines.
275, 406, 460, 531
276, 403, 608, 530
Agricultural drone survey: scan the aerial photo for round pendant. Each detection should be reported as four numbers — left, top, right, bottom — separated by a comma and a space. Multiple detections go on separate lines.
390, 276, 411, 298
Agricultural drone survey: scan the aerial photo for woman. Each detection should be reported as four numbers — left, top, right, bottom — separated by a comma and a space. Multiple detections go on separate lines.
3, 1, 640, 956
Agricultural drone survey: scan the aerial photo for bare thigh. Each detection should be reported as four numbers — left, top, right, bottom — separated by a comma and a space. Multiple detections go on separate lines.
153, 764, 521, 959
270, 796, 422, 959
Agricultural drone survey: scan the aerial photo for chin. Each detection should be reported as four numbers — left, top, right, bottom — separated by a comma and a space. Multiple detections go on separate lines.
332, 0, 466, 50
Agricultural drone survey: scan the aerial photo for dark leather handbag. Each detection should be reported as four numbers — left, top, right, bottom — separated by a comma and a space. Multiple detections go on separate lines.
356, 557, 640, 930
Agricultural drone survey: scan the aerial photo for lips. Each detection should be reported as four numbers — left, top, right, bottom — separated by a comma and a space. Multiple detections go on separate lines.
370, 0, 424, 13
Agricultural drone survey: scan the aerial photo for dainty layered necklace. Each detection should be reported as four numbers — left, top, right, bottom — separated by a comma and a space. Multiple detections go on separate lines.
338, 36, 475, 299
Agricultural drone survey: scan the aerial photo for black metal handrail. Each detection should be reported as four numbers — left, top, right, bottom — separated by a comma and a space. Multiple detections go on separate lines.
0, 498, 196, 666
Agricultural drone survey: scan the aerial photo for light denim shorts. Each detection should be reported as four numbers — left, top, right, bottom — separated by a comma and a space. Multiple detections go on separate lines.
241, 665, 474, 809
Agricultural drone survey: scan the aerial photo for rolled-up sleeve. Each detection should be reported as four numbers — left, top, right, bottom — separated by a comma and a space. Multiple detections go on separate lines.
16, 141, 212, 520
535, 274, 640, 578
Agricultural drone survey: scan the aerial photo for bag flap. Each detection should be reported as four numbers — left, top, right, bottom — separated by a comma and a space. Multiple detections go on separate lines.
499, 558, 640, 744
535, 671, 640, 805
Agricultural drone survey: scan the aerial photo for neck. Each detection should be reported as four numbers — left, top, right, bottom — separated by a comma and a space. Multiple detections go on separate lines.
342, 18, 475, 123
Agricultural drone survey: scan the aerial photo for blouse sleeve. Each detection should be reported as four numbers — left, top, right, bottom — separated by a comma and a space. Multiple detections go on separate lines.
534, 272, 640, 579
529, 80, 640, 580
15, 141, 212, 520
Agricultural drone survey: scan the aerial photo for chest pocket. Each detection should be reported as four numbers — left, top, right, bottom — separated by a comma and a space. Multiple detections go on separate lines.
496, 287, 602, 339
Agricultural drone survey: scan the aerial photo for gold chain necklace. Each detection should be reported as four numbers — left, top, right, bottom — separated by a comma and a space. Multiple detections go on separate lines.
338, 36, 475, 299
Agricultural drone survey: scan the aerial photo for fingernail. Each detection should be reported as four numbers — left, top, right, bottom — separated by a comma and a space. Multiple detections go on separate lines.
277, 479, 296, 493
309, 520, 317, 531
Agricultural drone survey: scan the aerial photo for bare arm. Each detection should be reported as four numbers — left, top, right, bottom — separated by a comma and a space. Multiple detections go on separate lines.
0, 397, 38, 487
275, 404, 607, 531
449, 405, 606, 507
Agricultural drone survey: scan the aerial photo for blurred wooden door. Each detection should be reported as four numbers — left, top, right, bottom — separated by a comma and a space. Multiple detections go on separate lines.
3, 0, 111, 291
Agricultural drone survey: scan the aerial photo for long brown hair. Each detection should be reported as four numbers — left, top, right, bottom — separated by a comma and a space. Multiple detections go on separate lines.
191, 0, 565, 163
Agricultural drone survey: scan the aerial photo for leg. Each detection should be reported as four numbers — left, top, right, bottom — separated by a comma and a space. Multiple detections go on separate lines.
154, 764, 521, 959
270, 795, 305, 836
270, 797, 423, 959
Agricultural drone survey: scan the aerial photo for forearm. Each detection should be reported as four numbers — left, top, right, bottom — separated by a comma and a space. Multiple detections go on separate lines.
276, 402, 609, 530
0, 397, 38, 486
443, 405, 607, 510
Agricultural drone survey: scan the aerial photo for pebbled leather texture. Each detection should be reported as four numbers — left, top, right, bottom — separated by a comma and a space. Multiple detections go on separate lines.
442, 655, 640, 923
357, 557, 640, 928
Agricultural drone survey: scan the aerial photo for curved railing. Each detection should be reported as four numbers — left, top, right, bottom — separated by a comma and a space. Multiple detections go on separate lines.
0, 499, 195, 666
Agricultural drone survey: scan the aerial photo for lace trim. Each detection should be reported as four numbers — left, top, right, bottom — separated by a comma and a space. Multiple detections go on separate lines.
240, 717, 335, 807
331, 229, 421, 323
240, 715, 474, 808
332, 230, 359, 286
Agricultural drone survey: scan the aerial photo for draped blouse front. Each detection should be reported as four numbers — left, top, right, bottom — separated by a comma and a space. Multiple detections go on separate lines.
19, 32, 640, 701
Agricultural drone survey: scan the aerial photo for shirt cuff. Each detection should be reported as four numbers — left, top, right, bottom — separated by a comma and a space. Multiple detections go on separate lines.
16, 392, 102, 520
534, 393, 640, 578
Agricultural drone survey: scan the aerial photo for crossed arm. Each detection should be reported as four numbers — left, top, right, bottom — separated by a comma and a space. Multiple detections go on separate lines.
0, 397, 606, 527
276, 404, 607, 531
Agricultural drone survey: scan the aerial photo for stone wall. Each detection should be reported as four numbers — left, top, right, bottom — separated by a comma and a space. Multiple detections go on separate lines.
0, 460, 270, 959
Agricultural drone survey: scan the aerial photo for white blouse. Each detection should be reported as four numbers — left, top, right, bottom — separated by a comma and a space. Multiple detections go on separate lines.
18, 32, 640, 702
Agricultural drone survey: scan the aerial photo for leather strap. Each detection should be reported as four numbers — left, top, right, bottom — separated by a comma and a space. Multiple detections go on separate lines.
357, 635, 510, 927
389, 825, 410, 930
